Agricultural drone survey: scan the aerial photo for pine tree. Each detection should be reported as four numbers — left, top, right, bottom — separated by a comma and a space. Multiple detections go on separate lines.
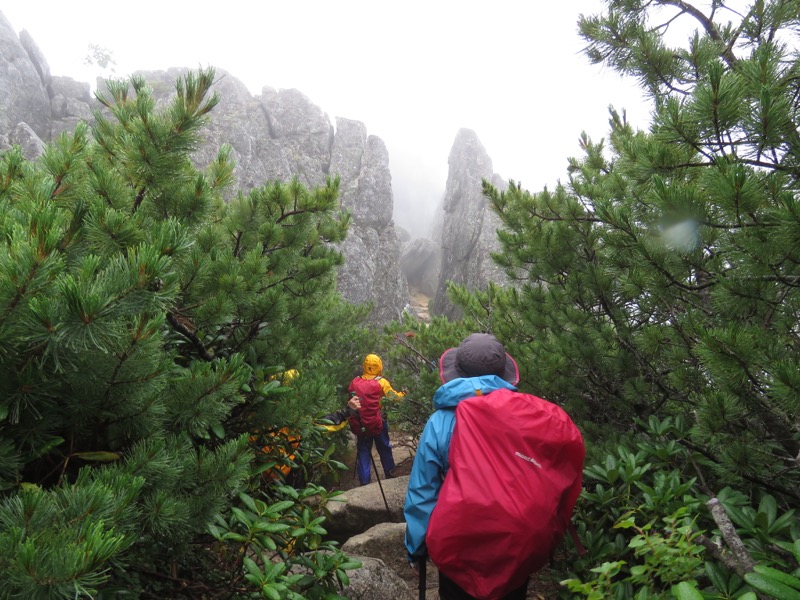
0, 68, 353, 597
482, 1, 800, 499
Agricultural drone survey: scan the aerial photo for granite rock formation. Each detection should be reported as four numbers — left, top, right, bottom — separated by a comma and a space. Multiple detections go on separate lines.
431, 128, 509, 318
342, 523, 419, 600
336, 554, 414, 600
0, 13, 50, 141
0, 17, 409, 324
324, 475, 407, 540
1, 10, 515, 326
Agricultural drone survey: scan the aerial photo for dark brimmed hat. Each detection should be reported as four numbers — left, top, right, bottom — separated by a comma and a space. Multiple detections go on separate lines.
439, 333, 519, 385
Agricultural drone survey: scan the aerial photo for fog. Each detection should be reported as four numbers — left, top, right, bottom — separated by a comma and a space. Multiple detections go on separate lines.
3, 1, 652, 240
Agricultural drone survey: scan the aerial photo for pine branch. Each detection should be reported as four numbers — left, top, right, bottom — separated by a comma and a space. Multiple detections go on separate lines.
133, 187, 146, 212
392, 334, 437, 372
232, 230, 243, 258
167, 312, 214, 361
695, 533, 755, 578
661, 0, 739, 67
0, 261, 42, 325
134, 567, 220, 597
229, 321, 264, 356
735, 466, 800, 502
102, 334, 140, 404
706, 497, 756, 575
679, 437, 800, 500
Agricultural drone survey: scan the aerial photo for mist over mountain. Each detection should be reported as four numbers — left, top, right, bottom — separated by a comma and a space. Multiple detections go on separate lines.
0, 11, 517, 321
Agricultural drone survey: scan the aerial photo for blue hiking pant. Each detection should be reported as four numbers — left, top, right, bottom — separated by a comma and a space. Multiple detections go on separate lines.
355, 420, 395, 485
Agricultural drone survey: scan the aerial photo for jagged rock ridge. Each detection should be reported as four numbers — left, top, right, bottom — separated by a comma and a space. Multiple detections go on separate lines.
0, 16, 409, 325
430, 128, 509, 319
0, 11, 513, 326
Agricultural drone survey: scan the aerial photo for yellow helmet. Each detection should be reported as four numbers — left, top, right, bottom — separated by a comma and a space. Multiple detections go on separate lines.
362, 354, 383, 376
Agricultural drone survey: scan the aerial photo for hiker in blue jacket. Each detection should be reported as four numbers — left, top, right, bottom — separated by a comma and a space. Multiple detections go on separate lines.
403, 333, 524, 600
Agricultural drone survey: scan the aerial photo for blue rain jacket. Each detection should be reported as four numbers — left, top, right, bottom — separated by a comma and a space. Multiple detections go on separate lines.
403, 375, 517, 561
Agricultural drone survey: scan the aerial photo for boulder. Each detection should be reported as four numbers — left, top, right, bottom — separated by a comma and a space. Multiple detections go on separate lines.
343, 523, 408, 583
342, 522, 438, 598
325, 475, 408, 539
260, 86, 333, 190
6, 122, 46, 159
337, 554, 413, 600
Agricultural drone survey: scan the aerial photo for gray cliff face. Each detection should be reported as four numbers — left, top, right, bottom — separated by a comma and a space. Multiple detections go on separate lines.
332, 118, 409, 323
0, 14, 51, 143
431, 128, 509, 319
48, 76, 93, 140
0, 20, 409, 324
137, 73, 409, 323
0, 11, 517, 326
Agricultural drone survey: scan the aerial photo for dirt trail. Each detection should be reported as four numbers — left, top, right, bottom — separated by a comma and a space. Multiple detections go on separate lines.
409, 288, 431, 322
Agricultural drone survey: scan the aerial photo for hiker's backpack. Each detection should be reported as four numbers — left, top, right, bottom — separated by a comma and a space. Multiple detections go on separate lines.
426, 387, 585, 600
347, 376, 384, 437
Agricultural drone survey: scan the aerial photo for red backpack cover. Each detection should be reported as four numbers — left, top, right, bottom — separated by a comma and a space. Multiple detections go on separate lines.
426, 388, 585, 600
347, 376, 384, 437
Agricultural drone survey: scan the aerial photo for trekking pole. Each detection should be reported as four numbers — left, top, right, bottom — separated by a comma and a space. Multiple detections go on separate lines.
418, 558, 426, 600
369, 451, 392, 518
350, 396, 361, 483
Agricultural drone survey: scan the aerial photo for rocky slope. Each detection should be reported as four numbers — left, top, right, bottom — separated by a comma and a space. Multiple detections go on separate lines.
0, 10, 511, 325
0, 13, 409, 324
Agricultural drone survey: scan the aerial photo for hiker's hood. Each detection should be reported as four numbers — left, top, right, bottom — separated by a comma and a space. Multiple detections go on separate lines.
433, 375, 517, 410
361, 354, 383, 377
439, 333, 519, 386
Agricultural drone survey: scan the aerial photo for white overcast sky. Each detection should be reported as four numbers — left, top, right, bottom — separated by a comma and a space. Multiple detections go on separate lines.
2, 1, 652, 238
